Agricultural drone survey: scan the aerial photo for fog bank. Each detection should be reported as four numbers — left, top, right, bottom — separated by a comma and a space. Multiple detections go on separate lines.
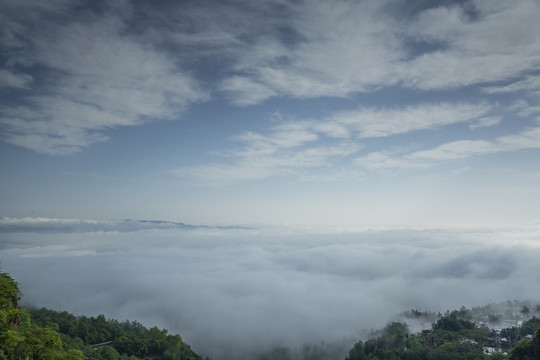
1, 219, 540, 359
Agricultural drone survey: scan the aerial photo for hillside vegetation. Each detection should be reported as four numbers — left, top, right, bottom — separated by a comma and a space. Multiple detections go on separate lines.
346, 308, 540, 360
0, 271, 203, 360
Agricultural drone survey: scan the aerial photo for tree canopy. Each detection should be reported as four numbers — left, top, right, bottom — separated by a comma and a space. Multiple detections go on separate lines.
0, 271, 203, 360
347, 310, 540, 360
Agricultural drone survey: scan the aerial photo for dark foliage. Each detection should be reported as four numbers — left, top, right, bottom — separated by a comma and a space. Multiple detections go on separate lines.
0, 270, 203, 360
29, 307, 203, 360
346, 309, 540, 360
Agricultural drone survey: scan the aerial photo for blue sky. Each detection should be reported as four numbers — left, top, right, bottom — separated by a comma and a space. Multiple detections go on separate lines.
1, 0, 540, 227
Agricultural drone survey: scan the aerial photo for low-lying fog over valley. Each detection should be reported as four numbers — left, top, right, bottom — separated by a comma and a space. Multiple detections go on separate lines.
2, 218, 539, 359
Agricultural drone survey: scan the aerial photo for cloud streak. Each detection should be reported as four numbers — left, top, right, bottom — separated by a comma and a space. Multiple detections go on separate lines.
218, 0, 540, 104
176, 102, 496, 182
0, 1, 207, 155
328, 103, 492, 138
355, 125, 540, 170
3, 1, 540, 155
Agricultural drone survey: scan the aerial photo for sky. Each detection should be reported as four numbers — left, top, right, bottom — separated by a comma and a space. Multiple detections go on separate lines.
1, 2, 540, 358
1, 0, 540, 227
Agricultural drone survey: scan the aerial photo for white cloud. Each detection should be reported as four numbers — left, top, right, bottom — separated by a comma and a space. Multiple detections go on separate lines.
497, 126, 540, 151
401, 0, 540, 90
218, 0, 540, 104
177, 141, 361, 183
354, 151, 431, 170
409, 140, 497, 161
0, 70, 33, 89
330, 103, 492, 138
356, 125, 540, 170
311, 121, 352, 139
220, 77, 278, 106
2, 0, 540, 161
176, 116, 363, 182
0, 3, 207, 155
513, 101, 540, 119
469, 116, 502, 129
218, 0, 403, 104
177, 102, 494, 182
233, 128, 319, 150
282, 103, 493, 141
483, 74, 540, 94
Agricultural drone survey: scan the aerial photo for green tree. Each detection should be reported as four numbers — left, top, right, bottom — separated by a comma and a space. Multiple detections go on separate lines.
0, 271, 69, 359
520, 317, 540, 337
347, 341, 367, 360
95, 345, 121, 360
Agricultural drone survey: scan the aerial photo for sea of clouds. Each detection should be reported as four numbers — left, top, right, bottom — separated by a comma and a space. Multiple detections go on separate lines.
1, 218, 540, 360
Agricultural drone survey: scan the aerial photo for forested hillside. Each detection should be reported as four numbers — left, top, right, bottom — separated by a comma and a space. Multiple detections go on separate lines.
346, 309, 540, 360
0, 271, 203, 360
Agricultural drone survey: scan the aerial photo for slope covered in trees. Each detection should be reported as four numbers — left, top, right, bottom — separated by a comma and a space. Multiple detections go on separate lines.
0, 271, 203, 360
346, 309, 540, 360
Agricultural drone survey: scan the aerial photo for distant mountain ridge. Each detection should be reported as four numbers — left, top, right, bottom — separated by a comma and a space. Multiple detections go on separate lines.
0, 217, 252, 233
